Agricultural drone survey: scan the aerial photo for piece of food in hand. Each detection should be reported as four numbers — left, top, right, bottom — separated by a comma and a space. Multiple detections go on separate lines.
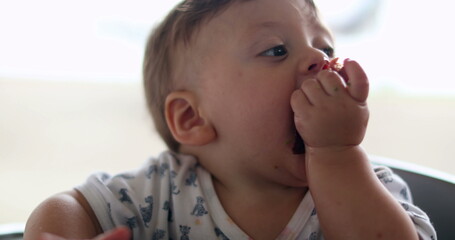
325, 58, 343, 72
329, 58, 349, 84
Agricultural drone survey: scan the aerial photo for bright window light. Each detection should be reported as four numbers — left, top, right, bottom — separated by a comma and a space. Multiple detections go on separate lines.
1, 0, 455, 95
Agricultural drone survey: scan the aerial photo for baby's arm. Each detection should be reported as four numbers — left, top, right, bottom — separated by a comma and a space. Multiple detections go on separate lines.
24, 190, 130, 240
291, 59, 419, 240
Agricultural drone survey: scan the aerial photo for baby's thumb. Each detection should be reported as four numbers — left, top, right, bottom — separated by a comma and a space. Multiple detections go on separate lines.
343, 59, 369, 102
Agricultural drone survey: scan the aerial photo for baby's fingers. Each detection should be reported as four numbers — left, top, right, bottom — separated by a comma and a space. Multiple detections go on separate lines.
291, 87, 312, 114
94, 227, 131, 240
343, 59, 369, 102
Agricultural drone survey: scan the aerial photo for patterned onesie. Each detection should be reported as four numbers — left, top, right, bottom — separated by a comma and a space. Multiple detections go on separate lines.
76, 151, 437, 239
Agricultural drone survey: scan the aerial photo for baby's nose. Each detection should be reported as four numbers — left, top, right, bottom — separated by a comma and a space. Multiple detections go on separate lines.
308, 60, 329, 72
296, 59, 329, 87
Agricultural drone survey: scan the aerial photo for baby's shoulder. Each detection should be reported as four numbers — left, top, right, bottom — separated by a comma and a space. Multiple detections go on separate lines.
75, 151, 213, 235
24, 190, 102, 238
81, 151, 207, 202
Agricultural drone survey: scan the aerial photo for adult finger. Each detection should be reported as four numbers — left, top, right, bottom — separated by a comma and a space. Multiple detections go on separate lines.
39, 233, 65, 240
94, 227, 131, 240
39, 227, 131, 240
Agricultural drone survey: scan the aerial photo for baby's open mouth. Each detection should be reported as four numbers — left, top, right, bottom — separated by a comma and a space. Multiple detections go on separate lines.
292, 130, 305, 154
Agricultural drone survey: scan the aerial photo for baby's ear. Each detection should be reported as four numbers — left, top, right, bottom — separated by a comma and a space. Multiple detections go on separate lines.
165, 91, 216, 146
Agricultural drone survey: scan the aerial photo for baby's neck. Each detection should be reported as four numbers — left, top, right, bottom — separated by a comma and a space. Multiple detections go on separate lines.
213, 177, 307, 240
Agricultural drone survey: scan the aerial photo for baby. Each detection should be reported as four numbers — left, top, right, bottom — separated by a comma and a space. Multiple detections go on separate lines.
25, 0, 436, 239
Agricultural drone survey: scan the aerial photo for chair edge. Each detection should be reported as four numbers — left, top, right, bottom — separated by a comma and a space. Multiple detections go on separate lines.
369, 155, 455, 184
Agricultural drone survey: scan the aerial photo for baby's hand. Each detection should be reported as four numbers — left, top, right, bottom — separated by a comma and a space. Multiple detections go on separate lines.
290, 59, 369, 152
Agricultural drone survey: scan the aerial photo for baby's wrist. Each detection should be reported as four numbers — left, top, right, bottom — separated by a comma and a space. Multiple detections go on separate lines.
305, 145, 365, 162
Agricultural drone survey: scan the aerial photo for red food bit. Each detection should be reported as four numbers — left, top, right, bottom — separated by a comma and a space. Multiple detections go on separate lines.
322, 61, 330, 70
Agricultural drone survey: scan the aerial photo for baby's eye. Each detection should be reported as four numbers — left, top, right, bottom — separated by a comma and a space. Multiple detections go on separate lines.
321, 46, 335, 58
261, 45, 288, 57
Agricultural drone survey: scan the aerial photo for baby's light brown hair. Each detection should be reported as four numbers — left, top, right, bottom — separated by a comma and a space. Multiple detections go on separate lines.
143, 0, 248, 152
143, 0, 316, 152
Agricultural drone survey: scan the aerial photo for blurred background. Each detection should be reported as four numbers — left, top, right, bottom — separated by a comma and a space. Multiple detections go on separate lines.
1, 0, 455, 227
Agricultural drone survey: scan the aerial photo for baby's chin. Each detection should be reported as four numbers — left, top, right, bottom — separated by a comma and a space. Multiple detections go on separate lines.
281, 157, 309, 188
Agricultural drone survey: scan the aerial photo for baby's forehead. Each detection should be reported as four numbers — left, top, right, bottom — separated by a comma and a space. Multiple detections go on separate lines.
171, 0, 324, 76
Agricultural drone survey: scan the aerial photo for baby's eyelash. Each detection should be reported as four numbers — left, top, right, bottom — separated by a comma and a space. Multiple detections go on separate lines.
261, 45, 288, 57
321, 47, 335, 58
259, 45, 334, 59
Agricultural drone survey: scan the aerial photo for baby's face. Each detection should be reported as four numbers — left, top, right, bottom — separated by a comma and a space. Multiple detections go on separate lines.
189, 0, 334, 186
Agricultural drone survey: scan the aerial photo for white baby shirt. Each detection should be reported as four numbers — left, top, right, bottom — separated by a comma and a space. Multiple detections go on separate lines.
76, 151, 437, 239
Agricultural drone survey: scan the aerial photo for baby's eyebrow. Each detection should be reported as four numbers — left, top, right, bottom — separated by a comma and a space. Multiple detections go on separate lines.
240, 21, 283, 43
250, 21, 282, 32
